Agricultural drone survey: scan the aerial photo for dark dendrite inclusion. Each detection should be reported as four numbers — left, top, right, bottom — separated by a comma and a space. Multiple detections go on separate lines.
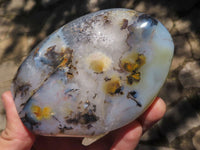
11, 9, 174, 143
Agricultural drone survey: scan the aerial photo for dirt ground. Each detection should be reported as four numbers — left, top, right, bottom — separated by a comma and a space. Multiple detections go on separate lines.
0, 0, 200, 149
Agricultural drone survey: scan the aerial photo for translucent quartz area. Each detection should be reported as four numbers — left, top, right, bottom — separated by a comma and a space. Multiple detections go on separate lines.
11, 9, 174, 137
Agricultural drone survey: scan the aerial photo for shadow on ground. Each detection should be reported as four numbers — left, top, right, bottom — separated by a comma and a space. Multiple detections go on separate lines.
1, 0, 200, 63
0, 0, 200, 149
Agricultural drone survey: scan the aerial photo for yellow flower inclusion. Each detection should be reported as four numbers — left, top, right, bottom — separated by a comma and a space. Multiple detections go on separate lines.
31, 105, 52, 120
104, 76, 121, 95
121, 52, 146, 85
87, 52, 112, 73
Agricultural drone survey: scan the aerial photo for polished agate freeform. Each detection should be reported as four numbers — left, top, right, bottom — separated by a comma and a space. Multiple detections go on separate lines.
11, 8, 174, 141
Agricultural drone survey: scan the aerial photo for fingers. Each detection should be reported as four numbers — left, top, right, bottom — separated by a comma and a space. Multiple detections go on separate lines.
1, 91, 20, 129
1, 91, 25, 133
138, 97, 166, 132
110, 97, 166, 150
110, 121, 142, 150
1, 91, 35, 142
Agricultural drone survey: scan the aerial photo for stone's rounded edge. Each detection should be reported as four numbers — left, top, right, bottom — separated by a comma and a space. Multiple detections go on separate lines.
12, 8, 174, 138
65, 8, 136, 26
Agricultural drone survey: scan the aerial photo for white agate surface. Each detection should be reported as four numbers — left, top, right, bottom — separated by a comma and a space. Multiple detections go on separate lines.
11, 8, 174, 137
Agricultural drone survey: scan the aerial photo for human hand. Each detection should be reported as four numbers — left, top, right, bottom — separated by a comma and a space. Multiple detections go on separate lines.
0, 91, 166, 150
0, 91, 35, 150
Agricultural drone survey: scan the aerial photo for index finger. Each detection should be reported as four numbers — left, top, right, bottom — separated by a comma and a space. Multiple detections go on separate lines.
137, 97, 166, 132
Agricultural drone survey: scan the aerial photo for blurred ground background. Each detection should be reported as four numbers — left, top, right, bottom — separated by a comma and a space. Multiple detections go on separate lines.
0, 0, 200, 149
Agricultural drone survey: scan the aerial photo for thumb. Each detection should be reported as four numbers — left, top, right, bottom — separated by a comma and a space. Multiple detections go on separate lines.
0, 91, 35, 150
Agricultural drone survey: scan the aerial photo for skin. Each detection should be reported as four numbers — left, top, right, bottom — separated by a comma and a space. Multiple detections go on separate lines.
0, 91, 166, 150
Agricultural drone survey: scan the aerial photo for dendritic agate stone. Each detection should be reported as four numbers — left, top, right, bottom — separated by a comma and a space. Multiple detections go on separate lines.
11, 9, 174, 139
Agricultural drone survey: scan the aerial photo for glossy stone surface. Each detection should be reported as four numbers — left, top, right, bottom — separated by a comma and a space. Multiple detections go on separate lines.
11, 9, 174, 137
